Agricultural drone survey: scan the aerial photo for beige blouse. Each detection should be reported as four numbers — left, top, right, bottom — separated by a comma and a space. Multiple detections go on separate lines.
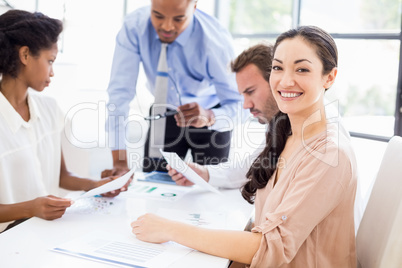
250, 123, 357, 267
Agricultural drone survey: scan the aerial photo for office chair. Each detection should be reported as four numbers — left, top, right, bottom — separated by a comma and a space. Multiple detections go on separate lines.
356, 135, 402, 268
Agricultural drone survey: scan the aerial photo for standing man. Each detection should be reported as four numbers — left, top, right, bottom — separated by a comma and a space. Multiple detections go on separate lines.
102, 0, 242, 177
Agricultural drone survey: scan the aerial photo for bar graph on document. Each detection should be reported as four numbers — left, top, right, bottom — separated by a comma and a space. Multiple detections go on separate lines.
187, 213, 212, 226
52, 231, 192, 268
94, 241, 163, 263
157, 208, 227, 230
126, 183, 192, 202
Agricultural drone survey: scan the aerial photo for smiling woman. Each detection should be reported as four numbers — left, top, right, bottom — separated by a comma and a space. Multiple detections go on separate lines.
129, 26, 358, 268
269, 35, 337, 119
242, 26, 356, 267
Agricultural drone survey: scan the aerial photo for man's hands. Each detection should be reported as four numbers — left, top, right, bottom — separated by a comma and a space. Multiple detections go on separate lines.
95, 176, 132, 198
100, 163, 131, 197
174, 102, 215, 128
102, 150, 130, 177
100, 150, 132, 196
101, 162, 130, 178
167, 162, 210, 186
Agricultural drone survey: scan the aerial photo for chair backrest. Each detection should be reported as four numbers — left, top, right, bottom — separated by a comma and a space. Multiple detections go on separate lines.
356, 136, 402, 268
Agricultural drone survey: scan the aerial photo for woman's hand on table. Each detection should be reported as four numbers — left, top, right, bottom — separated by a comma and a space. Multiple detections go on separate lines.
131, 213, 175, 243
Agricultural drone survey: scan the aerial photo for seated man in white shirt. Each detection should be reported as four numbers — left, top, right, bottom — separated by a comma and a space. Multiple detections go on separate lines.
168, 43, 279, 188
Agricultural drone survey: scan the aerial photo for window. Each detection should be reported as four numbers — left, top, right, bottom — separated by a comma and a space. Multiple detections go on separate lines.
326, 39, 399, 138
299, 0, 401, 139
300, 0, 401, 33
216, 0, 402, 141
222, 0, 293, 34
214, 0, 402, 199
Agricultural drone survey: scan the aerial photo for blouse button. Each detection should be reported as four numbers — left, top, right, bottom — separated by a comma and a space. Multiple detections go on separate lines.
282, 215, 287, 221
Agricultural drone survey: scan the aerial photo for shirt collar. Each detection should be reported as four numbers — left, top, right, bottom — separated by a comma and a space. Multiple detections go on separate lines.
28, 91, 41, 121
0, 90, 41, 133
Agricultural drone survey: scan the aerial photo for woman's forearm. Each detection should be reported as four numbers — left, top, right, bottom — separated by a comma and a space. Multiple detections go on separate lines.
59, 150, 99, 191
169, 221, 261, 264
59, 172, 97, 191
0, 202, 32, 223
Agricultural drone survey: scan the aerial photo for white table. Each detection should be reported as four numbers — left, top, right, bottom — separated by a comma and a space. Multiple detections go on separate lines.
0, 176, 254, 268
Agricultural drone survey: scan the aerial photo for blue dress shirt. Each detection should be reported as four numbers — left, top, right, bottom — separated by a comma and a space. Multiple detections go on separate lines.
106, 6, 242, 150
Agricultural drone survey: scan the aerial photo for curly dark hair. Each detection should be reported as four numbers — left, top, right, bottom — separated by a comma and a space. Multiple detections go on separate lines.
0, 10, 63, 78
241, 26, 338, 204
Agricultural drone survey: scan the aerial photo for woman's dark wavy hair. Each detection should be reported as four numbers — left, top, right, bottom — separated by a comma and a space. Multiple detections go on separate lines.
241, 25, 338, 204
0, 10, 63, 78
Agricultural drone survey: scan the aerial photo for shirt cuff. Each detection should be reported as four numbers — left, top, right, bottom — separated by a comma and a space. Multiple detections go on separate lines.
207, 164, 226, 187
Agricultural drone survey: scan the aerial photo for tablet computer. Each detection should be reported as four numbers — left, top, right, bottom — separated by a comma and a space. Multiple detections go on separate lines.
137, 171, 176, 185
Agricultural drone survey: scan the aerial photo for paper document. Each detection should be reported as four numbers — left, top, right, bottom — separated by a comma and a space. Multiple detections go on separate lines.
52, 231, 192, 268
66, 196, 122, 215
126, 183, 191, 202
74, 168, 135, 200
160, 150, 221, 194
